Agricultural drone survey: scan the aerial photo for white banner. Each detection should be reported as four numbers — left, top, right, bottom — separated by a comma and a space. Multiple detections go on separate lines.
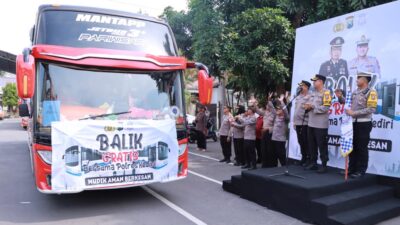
289, 1, 400, 178
51, 119, 179, 192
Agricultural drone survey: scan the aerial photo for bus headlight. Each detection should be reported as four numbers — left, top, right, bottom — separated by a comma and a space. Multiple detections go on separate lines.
179, 143, 187, 156
37, 150, 52, 165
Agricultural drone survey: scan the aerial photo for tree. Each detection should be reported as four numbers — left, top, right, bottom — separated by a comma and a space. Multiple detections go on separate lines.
2, 83, 18, 112
189, 0, 224, 77
159, 6, 194, 59
277, 0, 394, 28
220, 8, 294, 97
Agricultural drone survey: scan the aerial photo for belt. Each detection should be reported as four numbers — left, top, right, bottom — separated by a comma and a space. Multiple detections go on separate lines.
352, 118, 371, 122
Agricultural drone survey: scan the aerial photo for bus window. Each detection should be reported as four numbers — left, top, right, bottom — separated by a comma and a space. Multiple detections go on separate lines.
81, 148, 102, 161
148, 145, 157, 163
158, 142, 168, 161
139, 147, 149, 157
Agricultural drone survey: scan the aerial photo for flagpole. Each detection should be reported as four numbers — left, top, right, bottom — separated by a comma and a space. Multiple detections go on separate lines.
345, 156, 348, 181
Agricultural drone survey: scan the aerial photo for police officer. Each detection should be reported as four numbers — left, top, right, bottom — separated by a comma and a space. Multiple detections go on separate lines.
238, 107, 257, 170
271, 98, 289, 166
219, 106, 234, 163
255, 94, 276, 168
304, 74, 332, 173
348, 35, 381, 86
319, 37, 349, 85
231, 107, 245, 166
345, 72, 377, 178
293, 80, 311, 166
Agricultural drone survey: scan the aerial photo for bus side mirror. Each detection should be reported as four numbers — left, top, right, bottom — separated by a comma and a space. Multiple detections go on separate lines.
19, 103, 30, 117
16, 48, 35, 99
198, 70, 213, 105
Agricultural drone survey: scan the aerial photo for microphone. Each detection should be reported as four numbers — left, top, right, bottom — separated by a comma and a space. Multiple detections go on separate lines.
295, 86, 302, 97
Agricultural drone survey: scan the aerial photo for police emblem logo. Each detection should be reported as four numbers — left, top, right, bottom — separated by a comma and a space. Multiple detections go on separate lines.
346, 16, 354, 29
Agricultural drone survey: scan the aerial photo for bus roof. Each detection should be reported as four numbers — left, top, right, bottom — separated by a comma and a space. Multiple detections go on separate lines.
37, 4, 167, 26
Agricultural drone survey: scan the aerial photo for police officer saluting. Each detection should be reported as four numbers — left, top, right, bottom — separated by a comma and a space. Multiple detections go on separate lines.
304, 74, 331, 173
345, 71, 378, 178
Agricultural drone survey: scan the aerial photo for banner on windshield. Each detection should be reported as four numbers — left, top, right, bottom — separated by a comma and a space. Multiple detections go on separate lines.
51, 119, 179, 192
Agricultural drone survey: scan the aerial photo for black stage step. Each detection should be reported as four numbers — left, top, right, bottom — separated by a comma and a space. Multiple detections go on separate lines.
327, 198, 400, 225
223, 165, 400, 225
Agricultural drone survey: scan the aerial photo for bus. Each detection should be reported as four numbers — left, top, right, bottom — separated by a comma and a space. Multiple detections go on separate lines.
16, 5, 213, 193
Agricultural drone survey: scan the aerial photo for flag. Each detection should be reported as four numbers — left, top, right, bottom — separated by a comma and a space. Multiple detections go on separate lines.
340, 89, 353, 157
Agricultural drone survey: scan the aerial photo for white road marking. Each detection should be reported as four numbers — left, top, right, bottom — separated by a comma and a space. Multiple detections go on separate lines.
188, 151, 234, 165
188, 170, 223, 185
188, 151, 219, 161
142, 186, 208, 225
19, 202, 31, 204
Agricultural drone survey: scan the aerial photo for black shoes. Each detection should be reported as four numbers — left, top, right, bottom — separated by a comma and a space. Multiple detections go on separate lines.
225, 159, 231, 164
233, 162, 241, 166
305, 163, 318, 170
241, 164, 250, 169
317, 166, 328, 173
219, 159, 227, 163
350, 172, 364, 179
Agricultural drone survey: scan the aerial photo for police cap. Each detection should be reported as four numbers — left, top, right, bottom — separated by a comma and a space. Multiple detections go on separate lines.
298, 80, 311, 88
356, 35, 369, 46
357, 71, 372, 82
330, 36, 345, 47
310, 74, 326, 82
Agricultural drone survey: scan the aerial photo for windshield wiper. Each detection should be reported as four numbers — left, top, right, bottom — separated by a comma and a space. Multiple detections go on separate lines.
79, 111, 131, 120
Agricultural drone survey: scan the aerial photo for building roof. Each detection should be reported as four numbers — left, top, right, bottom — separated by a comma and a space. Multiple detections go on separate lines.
0, 50, 16, 74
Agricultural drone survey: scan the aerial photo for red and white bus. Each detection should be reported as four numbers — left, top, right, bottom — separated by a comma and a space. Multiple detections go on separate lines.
16, 5, 213, 193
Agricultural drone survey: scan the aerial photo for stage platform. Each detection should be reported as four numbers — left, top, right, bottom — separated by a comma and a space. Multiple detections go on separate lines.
223, 165, 400, 225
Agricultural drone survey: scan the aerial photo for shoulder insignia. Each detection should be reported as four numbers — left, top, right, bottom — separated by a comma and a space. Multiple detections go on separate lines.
367, 90, 378, 108
323, 90, 332, 106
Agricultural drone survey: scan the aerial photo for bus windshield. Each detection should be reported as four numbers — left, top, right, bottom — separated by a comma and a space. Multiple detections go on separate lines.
37, 10, 176, 56
65, 146, 79, 167
35, 62, 184, 135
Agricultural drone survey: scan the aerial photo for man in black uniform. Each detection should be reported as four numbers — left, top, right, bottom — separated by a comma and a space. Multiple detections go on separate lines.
319, 37, 349, 86
345, 72, 378, 178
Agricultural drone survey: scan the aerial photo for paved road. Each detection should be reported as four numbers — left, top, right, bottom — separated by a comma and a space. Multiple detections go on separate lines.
0, 119, 398, 225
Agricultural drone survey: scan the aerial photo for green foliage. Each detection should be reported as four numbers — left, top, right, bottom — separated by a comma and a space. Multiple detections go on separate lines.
159, 6, 193, 59
221, 8, 294, 96
2, 83, 18, 109
161, 0, 394, 96
189, 0, 224, 77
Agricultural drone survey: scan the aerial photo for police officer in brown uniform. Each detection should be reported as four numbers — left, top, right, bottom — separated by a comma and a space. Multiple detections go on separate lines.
238, 107, 257, 170
219, 106, 234, 163
293, 80, 311, 166
345, 72, 377, 178
231, 110, 245, 166
255, 97, 276, 168
271, 99, 290, 166
304, 74, 332, 173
